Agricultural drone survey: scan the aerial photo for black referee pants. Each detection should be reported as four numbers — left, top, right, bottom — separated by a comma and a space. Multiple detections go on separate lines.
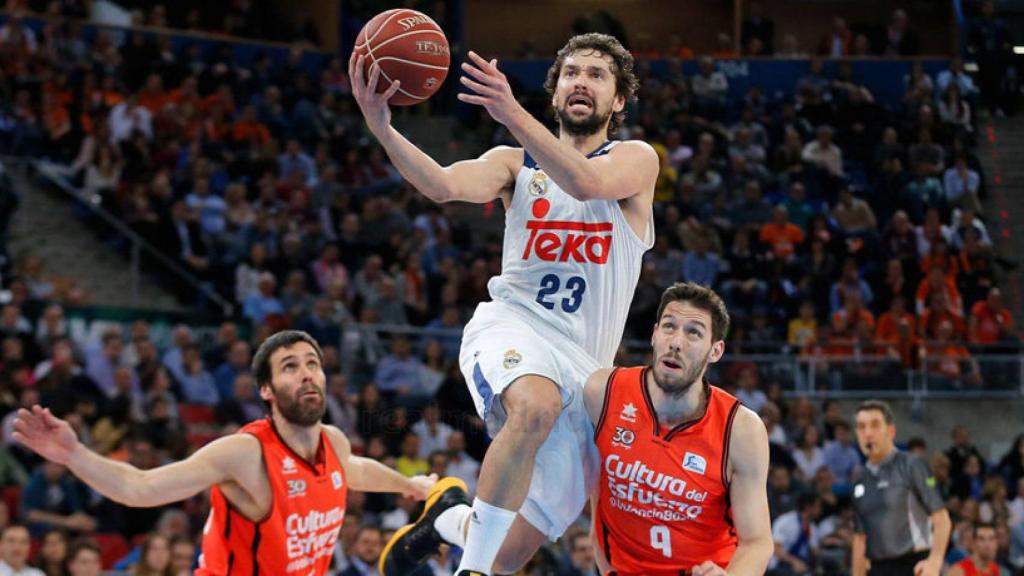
868, 550, 930, 576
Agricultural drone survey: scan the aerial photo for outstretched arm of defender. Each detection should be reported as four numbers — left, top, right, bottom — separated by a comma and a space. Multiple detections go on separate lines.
325, 425, 436, 500
14, 405, 246, 507
717, 408, 773, 576
349, 53, 518, 204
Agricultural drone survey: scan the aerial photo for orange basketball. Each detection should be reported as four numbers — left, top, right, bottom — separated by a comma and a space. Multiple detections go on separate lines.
353, 9, 450, 106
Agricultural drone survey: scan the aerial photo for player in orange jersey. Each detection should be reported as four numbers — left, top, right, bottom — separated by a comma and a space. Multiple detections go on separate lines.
583, 282, 773, 575
12, 330, 439, 576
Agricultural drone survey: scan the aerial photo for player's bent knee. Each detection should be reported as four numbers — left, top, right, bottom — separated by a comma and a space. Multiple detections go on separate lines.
501, 376, 562, 437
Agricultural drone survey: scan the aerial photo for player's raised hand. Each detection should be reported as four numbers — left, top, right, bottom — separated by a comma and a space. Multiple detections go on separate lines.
457, 51, 523, 126
349, 53, 403, 136
691, 560, 728, 576
12, 405, 79, 465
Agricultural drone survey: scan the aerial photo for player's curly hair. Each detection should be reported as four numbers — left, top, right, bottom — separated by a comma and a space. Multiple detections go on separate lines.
656, 282, 731, 342
544, 33, 638, 136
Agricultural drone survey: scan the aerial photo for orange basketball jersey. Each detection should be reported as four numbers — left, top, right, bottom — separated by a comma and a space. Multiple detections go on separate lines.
594, 366, 740, 575
196, 418, 346, 576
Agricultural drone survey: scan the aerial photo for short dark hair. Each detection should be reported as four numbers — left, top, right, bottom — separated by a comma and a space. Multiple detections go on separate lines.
856, 399, 894, 425
543, 33, 638, 136
65, 537, 100, 563
974, 521, 997, 536
251, 330, 324, 410
655, 282, 730, 342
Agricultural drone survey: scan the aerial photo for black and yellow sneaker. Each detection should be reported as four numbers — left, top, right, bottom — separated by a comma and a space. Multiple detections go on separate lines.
379, 477, 471, 576
455, 571, 487, 576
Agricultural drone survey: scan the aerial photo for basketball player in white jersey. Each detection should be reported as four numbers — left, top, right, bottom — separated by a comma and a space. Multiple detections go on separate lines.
350, 33, 657, 575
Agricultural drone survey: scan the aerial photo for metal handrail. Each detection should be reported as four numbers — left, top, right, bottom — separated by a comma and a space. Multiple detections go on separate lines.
21, 158, 234, 317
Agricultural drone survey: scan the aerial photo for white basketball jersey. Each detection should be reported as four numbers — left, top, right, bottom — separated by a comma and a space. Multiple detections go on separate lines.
486, 141, 654, 367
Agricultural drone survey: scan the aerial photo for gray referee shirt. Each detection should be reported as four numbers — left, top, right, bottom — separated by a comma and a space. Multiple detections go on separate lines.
852, 449, 945, 560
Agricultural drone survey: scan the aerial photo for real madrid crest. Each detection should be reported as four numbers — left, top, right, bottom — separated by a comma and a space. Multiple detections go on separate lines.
503, 349, 522, 369
528, 171, 548, 196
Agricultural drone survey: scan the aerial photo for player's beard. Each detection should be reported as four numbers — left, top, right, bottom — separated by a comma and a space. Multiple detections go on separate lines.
271, 383, 326, 426
556, 99, 612, 136
652, 349, 710, 398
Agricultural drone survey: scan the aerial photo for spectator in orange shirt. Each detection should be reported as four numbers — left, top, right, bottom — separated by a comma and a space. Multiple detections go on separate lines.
231, 105, 271, 148
969, 287, 1016, 344
760, 205, 805, 262
876, 294, 917, 342
167, 76, 201, 111
919, 291, 967, 341
921, 319, 982, 388
879, 313, 921, 368
915, 265, 963, 316
136, 73, 169, 114
832, 291, 876, 339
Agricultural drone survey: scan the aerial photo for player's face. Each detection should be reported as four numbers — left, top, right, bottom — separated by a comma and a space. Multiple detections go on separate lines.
262, 342, 327, 427
650, 301, 724, 397
974, 527, 998, 561
854, 409, 895, 460
552, 50, 625, 136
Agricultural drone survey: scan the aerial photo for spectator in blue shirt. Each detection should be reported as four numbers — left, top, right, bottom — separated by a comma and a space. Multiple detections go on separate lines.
681, 235, 722, 288
374, 336, 426, 408
176, 343, 218, 406
243, 273, 285, 325
23, 462, 95, 537
278, 138, 317, 187
184, 176, 226, 236
212, 340, 251, 403
822, 420, 861, 486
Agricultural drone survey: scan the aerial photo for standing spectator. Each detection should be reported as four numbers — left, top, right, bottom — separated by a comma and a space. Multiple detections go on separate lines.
0, 525, 44, 576
967, 0, 1013, 114
742, 2, 775, 54
883, 9, 919, 56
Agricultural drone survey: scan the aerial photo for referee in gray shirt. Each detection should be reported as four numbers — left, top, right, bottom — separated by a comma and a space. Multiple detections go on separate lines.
851, 400, 951, 576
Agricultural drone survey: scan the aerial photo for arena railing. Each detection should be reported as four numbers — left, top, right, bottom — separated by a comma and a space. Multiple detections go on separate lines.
339, 323, 1024, 400
15, 158, 235, 317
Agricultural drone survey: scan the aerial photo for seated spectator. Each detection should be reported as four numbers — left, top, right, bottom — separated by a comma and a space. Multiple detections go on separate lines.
760, 205, 805, 262
788, 301, 818, 349
969, 287, 1016, 345
234, 243, 271, 305
395, 432, 429, 478
903, 163, 947, 224
830, 258, 874, 314
129, 533, 173, 576
832, 291, 876, 338
735, 366, 767, 412
948, 523, 1002, 576
920, 291, 967, 341
802, 125, 843, 177
64, 538, 102, 576
832, 185, 878, 234
921, 319, 983, 388
277, 138, 317, 187
952, 207, 992, 250
175, 343, 218, 406
680, 235, 721, 288
822, 420, 860, 484
938, 84, 973, 137
185, 176, 227, 238
23, 463, 95, 537
374, 336, 426, 406
883, 9, 919, 55
909, 128, 946, 176
215, 373, 264, 426
0, 525, 45, 576
876, 294, 917, 342
920, 237, 959, 280
213, 340, 252, 403
916, 265, 964, 316
936, 57, 979, 100
944, 155, 983, 215
769, 494, 823, 574
242, 272, 285, 325
958, 230, 997, 309
916, 208, 955, 257
681, 153, 723, 203
340, 526, 383, 576
793, 425, 826, 482
732, 179, 773, 229
691, 57, 728, 117
729, 126, 767, 168
445, 431, 480, 497
410, 402, 454, 459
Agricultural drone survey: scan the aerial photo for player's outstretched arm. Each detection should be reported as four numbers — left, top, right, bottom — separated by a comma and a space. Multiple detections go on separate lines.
458, 51, 659, 202
349, 53, 517, 204
325, 425, 436, 500
714, 407, 773, 576
13, 405, 249, 508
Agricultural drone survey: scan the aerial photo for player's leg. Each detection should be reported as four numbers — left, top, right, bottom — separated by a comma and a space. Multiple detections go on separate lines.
454, 374, 561, 573
490, 514, 549, 574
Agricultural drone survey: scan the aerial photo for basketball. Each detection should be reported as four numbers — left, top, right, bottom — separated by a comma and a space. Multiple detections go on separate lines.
353, 9, 450, 106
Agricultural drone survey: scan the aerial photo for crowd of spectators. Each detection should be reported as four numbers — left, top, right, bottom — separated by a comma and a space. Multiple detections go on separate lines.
0, 2, 1020, 575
